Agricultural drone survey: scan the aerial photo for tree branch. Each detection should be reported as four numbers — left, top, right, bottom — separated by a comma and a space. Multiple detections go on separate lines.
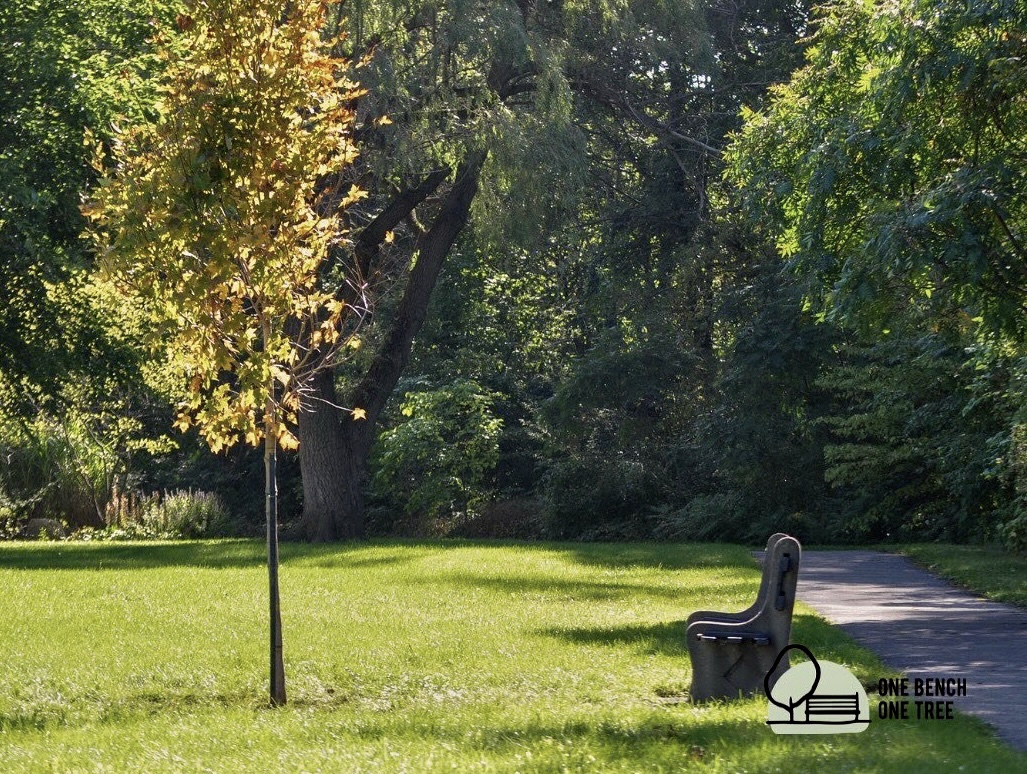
346, 148, 487, 439
352, 168, 449, 280
623, 98, 723, 158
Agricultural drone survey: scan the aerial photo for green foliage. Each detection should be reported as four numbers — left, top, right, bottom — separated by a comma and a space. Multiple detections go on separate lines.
991, 379, 1027, 552
0, 0, 177, 401
417, 250, 580, 390
18, 0, 1027, 553
0, 386, 173, 530
999, 512, 1027, 552
543, 455, 664, 540
728, 0, 1027, 336
538, 323, 700, 539
341, 0, 590, 244
817, 331, 1019, 543
690, 256, 844, 542
409, 246, 587, 503
0, 0, 237, 540
725, 0, 1027, 548
369, 380, 502, 526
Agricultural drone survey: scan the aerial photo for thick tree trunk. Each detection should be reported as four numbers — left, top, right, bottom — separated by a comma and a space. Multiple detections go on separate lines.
297, 370, 371, 540
296, 150, 486, 541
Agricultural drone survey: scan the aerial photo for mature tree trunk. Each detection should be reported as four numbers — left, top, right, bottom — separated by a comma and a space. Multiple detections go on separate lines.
296, 149, 486, 541
297, 370, 372, 540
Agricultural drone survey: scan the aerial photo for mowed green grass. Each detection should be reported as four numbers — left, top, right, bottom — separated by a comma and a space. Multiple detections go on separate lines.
0, 540, 1022, 772
896, 543, 1027, 607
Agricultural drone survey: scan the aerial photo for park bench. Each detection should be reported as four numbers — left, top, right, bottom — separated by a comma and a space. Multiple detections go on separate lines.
805, 693, 861, 722
686, 533, 801, 701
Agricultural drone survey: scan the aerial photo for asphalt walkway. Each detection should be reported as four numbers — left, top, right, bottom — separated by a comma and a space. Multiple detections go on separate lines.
797, 551, 1027, 751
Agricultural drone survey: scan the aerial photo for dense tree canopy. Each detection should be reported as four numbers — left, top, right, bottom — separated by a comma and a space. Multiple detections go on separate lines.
0, 0, 173, 404
4, 0, 1026, 551
728, 0, 1027, 335
726, 0, 1027, 547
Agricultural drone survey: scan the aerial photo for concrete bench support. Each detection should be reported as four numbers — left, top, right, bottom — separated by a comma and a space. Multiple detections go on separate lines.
686, 533, 802, 701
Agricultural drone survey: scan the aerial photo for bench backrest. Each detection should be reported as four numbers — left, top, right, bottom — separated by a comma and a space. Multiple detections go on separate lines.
751, 533, 789, 612
759, 534, 801, 646
807, 694, 859, 709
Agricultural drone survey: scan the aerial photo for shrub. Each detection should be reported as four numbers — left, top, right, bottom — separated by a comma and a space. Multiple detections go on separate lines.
0, 416, 110, 529
369, 380, 502, 528
91, 487, 233, 539
542, 456, 662, 540
650, 493, 746, 543
142, 489, 233, 538
446, 497, 545, 539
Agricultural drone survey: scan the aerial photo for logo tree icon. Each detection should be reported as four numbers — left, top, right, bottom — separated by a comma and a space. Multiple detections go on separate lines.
765, 645, 821, 722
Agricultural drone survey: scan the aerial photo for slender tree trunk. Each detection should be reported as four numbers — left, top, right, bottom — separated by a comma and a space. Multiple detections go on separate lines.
296, 150, 486, 541
264, 322, 287, 705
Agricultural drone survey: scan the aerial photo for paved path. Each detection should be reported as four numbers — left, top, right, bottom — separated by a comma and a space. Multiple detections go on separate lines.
797, 551, 1027, 751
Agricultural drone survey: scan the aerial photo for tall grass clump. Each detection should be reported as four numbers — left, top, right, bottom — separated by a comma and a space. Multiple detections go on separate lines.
95, 487, 233, 539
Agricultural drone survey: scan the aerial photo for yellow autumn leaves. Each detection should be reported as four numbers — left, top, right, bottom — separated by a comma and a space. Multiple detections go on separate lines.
83, 0, 368, 454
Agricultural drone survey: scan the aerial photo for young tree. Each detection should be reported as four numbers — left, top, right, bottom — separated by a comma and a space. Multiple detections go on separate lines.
83, 0, 365, 706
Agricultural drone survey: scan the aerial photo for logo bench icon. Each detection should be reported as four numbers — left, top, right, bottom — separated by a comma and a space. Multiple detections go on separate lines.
765, 644, 870, 734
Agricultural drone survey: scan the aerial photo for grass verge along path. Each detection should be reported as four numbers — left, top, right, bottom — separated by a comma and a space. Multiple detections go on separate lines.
895, 543, 1027, 607
1, 539, 1023, 772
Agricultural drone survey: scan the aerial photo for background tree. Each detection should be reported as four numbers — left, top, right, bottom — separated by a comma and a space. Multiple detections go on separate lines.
0, 0, 183, 532
294, 0, 820, 541
84, 0, 364, 705
0, 0, 170, 401
728, 0, 1027, 331
727, 0, 1027, 547
292, 0, 591, 540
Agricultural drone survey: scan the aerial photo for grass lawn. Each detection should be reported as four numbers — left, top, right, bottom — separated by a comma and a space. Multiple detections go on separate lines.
894, 543, 1027, 607
1, 539, 1023, 772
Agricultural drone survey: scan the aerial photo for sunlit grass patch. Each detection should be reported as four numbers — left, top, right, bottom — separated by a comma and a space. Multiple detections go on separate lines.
894, 543, 1027, 607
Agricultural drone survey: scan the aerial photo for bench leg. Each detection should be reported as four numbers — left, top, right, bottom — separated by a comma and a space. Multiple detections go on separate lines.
689, 640, 779, 701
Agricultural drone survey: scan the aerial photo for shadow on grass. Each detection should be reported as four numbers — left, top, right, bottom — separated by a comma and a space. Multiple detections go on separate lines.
789, 613, 890, 681
539, 620, 689, 656
8, 696, 1022, 771
561, 542, 761, 572
0, 540, 425, 572
0, 541, 264, 571
0, 538, 765, 575
538, 615, 886, 679
0, 688, 265, 734
344, 715, 762, 761
433, 569, 757, 602
327, 711, 1026, 771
